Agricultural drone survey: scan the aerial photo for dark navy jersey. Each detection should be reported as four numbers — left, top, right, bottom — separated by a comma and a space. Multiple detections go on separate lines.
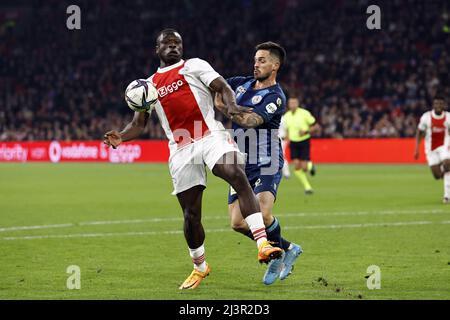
227, 76, 286, 174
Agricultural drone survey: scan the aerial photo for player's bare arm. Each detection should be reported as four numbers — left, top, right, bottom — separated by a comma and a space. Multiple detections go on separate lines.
104, 111, 149, 148
214, 92, 263, 128
209, 77, 252, 117
414, 129, 425, 159
230, 111, 264, 129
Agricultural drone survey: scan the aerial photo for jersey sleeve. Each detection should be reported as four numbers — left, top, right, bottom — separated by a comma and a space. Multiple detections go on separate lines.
417, 113, 428, 131
226, 76, 247, 91
305, 110, 316, 125
187, 58, 221, 87
252, 93, 285, 123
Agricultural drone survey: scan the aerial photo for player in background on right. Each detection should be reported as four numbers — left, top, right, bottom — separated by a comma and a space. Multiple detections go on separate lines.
279, 113, 291, 179
283, 97, 321, 194
414, 93, 450, 204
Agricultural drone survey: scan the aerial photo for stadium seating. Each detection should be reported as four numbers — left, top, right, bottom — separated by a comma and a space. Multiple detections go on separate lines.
1, 0, 449, 141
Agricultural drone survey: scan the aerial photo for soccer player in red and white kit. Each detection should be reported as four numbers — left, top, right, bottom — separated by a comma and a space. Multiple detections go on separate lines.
103, 29, 282, 289
414, 93, 450, 204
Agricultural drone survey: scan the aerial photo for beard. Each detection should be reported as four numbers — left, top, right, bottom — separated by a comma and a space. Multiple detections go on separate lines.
254, 72, 271, 82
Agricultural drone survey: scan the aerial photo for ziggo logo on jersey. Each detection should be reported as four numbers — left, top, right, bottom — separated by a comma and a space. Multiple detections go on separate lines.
157, 80, 184, 98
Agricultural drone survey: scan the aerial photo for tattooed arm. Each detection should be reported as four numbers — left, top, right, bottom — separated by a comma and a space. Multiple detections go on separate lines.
214, 92, 264, 128
229, 111, 264, 128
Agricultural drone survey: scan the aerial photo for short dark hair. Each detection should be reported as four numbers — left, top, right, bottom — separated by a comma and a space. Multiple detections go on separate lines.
434, 92, 445, 101
255, 41, 286, 68
156, 28, 181, 44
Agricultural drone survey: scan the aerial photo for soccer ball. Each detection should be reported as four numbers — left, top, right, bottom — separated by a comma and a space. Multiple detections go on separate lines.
124, 79, 158, 112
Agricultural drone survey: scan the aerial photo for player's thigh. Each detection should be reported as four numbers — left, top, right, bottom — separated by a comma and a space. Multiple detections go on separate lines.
429, 165, 442, 179
439, 147, 450, 171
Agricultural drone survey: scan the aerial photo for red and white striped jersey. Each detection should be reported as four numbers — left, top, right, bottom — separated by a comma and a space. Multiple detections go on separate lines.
147, 58, 225, 153
418, 110, 450, 153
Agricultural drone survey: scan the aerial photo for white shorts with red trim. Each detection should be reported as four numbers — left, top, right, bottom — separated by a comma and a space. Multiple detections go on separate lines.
168, 130, 245, 195
426, 145, 450, 166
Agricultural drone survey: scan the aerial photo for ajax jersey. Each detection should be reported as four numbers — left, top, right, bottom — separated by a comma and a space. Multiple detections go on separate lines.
418, 110, 450, 154
148, 58, 226, 153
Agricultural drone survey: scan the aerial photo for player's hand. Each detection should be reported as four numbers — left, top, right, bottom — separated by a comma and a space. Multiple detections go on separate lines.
414, 149, 419, 160
214, 93, 252, 118
299, 130, 308, 136
103, 130, 122, 149
214, 92, 226, 111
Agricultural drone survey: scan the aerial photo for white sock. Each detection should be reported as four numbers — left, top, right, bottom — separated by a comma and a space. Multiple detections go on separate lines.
244, 212, 267, 247
444, 172, 450, 199
282, 160, 290, 177
189, 244, 207, 272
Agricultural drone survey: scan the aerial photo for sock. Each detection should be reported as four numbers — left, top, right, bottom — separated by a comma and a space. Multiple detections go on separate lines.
268, 218, 292, 250
294, 169, 312, 190
244, 217, 291, 250
307, 161, 313, 172
189, 244, 207, 272
444, 172, 450, 199
282, 160, 290, 176
244, 212, 267, 247
266, 217, 281, 247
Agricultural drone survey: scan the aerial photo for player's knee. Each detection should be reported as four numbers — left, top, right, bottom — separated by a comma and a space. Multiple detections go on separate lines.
231, 220, 247, 233
443, 160, 450, 172
432, 172, 442, 180
262, 213, 274, 227
183, 208, 201, 224
226, 166, 247, 189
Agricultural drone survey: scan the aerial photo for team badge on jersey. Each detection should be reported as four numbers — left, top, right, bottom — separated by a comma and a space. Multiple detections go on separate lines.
276, 97, 282, 106
251, 95, 262, 105
236, 86, 246, 99
265, 102, 277, 114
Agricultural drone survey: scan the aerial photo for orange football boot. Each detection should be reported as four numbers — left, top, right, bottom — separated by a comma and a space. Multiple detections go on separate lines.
258, 240, 283, 264
179, 264, 211, 290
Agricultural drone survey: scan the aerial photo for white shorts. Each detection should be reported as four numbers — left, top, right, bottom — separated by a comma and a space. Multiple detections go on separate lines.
426, 145, 450, 166
168, 130, 245, 195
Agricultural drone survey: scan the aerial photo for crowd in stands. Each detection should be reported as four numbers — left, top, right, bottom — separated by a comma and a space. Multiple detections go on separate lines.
1, 0, 449, 141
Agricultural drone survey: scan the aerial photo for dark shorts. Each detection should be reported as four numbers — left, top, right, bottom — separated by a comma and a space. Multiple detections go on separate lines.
290, 139, 311, 161
228, 168, 282, 204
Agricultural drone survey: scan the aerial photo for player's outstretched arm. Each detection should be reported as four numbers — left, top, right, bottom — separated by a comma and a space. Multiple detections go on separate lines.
104, 111, 149, 148
209, 77, 252, 117
214, 92, 263, 129
414, 129, 425, 159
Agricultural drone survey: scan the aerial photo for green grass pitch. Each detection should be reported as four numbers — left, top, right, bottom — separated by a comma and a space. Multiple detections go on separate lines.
0, 163, 449, 300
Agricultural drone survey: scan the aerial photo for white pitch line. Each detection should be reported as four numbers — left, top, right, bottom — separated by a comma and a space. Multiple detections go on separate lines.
0, 209, 446, 233
0, 223, 74, 232
2, 220, 450, 241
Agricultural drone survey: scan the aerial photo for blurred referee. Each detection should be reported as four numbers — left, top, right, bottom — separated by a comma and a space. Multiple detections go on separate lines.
282, 97, 320, 194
